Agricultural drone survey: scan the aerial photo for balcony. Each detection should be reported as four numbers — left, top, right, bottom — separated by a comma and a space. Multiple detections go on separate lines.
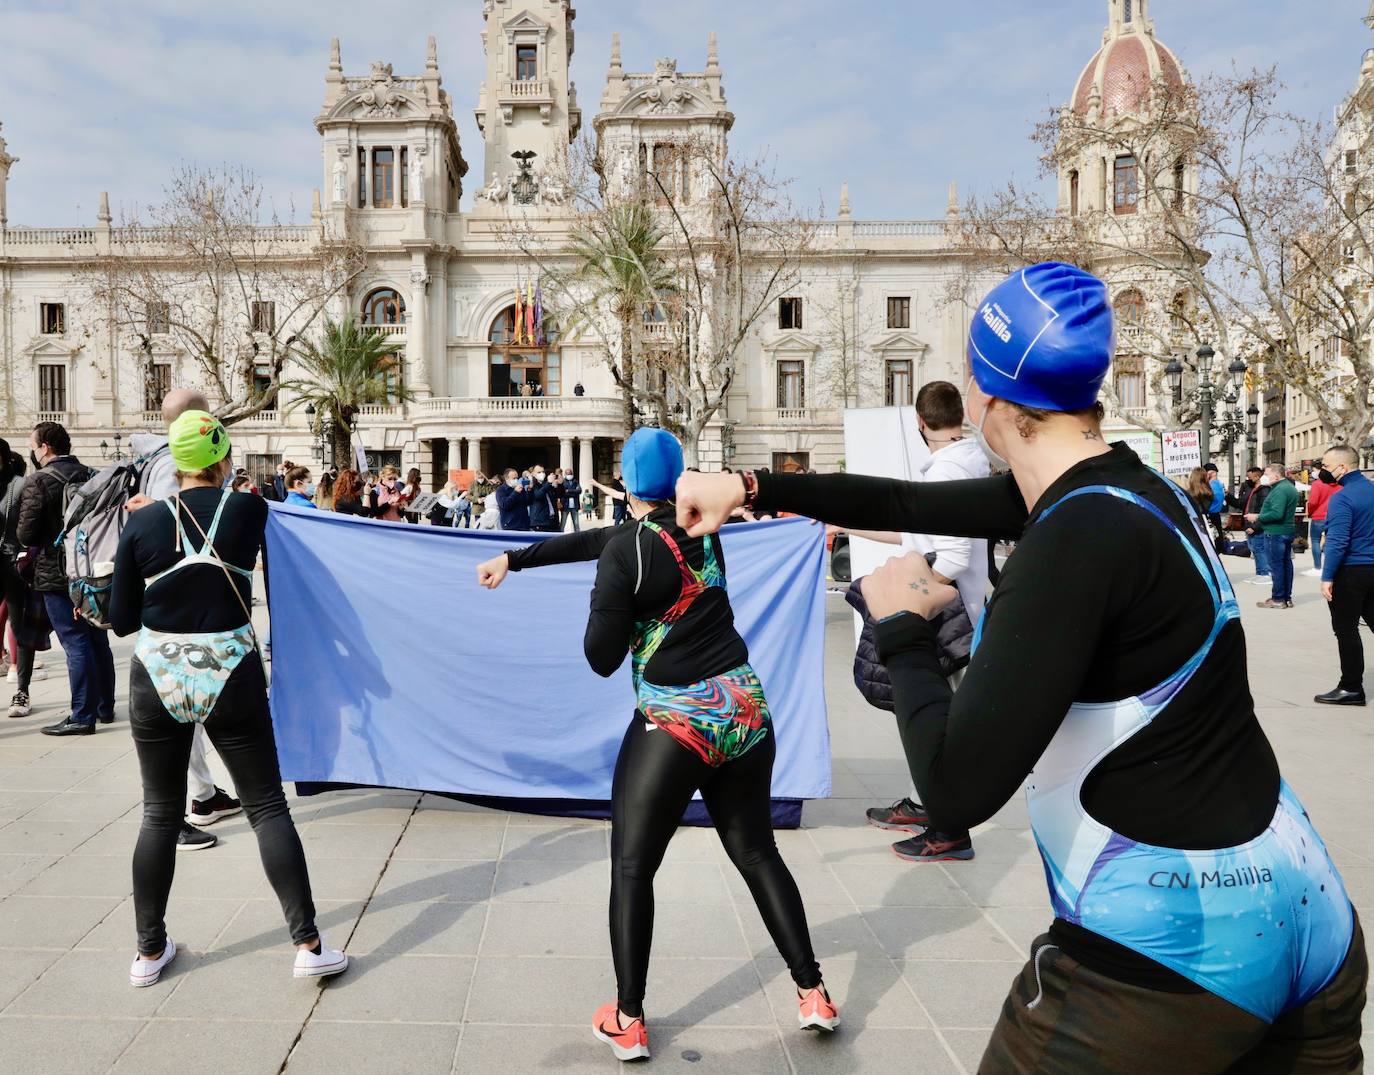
504, 78, 550, 100
361, 324, 406, 339
35, 410, 70, 424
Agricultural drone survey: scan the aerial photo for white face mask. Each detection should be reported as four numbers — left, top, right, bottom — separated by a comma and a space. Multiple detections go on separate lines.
965, 378, 1008, 470
533, 471, 545, 482
1260, 474, 1275, 486
507, 477, 520, 488
564, 472, 573, 480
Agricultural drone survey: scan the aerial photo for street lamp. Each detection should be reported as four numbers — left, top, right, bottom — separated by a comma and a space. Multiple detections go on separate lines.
99, 432, 124, 461
1196, 344, 1216, 464
1247, 403, 1260, 470
1362, 436, 1374, 469
1164, 356, 1185, 406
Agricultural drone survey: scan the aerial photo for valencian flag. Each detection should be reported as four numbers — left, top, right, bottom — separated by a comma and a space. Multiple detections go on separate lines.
513, 274, 524, 345
525, 277, 536, 345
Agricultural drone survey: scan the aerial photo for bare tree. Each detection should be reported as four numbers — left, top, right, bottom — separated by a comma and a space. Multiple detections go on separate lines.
78, 165, 366, 425
810, 259, 887, 409
954, 68, 1374, 445
504, 135, 816, 465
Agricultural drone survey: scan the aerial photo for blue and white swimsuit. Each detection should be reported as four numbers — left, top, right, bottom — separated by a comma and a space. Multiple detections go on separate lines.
133, 492, 257, 726
977, 477, 1354, 1022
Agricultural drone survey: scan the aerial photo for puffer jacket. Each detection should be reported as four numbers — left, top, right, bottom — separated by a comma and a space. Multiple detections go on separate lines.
844, 564, 974, 712
16, 456, 92, 593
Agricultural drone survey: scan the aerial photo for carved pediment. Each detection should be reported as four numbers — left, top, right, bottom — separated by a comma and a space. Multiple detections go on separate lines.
503, 10, 549, 34
762, 331, 821, 355
868, 331, 930, 354
22, 335, 81, 359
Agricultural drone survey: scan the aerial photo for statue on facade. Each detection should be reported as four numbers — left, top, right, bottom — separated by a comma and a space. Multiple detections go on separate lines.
409, 145, 427, 202
476, 171, 506, 203
539, 170, 568, 205
331, 150, 348, 204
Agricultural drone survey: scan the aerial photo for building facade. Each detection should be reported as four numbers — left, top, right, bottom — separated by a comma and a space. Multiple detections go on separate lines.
2, 0, 1214, 483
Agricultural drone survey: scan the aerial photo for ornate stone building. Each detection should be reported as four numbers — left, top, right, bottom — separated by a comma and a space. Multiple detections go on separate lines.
1, 0, 1211, 483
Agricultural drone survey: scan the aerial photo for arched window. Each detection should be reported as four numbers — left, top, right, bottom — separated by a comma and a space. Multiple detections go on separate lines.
1114, 289, 1145, 328
362, 288, 406, 325
488, 304, 561, 397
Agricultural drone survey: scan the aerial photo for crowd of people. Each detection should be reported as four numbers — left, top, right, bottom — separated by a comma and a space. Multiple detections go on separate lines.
0, 260, 1370, 1069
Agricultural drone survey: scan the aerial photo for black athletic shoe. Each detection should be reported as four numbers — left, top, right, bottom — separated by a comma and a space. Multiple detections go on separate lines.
176, 823, 217, 851
891, 829, 975, 863
1314, 687, 1366, 706
97, 713, 115, 725
865, 797, 930, 832
188, 787, 243, 827
41, 716, 95, 736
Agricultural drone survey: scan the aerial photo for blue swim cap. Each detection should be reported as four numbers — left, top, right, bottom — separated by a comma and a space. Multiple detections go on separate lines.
622, 428, 684, 501
967, 262, 1115, 412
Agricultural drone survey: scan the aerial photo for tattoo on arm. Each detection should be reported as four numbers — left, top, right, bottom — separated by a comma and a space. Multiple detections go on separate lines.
1082, 429, 1101, 441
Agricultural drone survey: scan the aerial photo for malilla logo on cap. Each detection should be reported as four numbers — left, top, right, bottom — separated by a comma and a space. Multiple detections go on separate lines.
980, 302, 1014, 344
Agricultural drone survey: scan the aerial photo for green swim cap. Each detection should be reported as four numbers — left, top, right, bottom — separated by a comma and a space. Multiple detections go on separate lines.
168, 409, 230, 471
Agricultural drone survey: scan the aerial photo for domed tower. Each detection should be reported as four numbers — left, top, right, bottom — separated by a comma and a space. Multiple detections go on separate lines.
1057, 0, 1190, 220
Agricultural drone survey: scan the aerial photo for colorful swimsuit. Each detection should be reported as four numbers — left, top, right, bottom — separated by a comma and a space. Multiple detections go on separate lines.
630, 521, 770, 766
133, 493, 257, 725
973, 476, 1353, 1021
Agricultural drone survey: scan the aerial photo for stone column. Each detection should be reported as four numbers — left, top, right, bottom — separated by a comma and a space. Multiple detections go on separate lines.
408, 261, 432, 398
466, 436, 483, 472
578, 436, 594, 483
559, 436, 574, 472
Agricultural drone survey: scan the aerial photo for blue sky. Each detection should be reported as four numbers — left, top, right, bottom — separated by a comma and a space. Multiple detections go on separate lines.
0, 0, 1369, 226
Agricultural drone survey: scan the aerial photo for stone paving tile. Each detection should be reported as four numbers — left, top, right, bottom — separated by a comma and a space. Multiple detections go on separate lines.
371, 858, 499, 904
501, 820, 609, 861
0, 766, 101, 793
646, 860, 733, 906
0, 894, 123, 949
112, 1018, 303, 1075
479, 900, 610, 958
254, 855, 387, 903
758, 955, 931, 1030
744, 901, 888, 962
17, 851, 133, 899
0, 948, 63, 1010
0, 1014, 146, 1074
213, 897, 364, 955
635, 1025, 792, 1074
464, 955, 619, 1026
859, 904, 1022, 962
66, 820, 141, 858
0, 817, 112, 855
830, 863, 970, 907
941, 1028, 995, 1074
783, 1026, 964, 1075
21, 791, 141, 825
389, 822, 506, 861
0, 852, 60, 896
310, 953, 473, 1022
347, 897, 487, 957
289, 1020, 463, 1075
490, 858, 611, 904
10, 946, 205, 1019
0, 789, 58, 821
636, 955, 780, 1029
900, 959, 1024, 1030
723, 860, 854, 908
454, 1023, 618, 1073
75, 895, 245, 954
157, 952, 329, 1022
949, 862, 1059, 909
297, 821, 405, 861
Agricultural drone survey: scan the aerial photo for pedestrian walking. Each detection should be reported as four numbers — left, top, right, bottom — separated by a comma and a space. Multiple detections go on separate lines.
16, 422, 116, 736
1316, 444, 1374, 706
110, 410, 347, 987
1249, 463, 1296, 609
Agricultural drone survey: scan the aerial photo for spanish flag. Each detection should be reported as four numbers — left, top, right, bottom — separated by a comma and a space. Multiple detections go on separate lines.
513, 275, 524, 345
525, 278, 536, 346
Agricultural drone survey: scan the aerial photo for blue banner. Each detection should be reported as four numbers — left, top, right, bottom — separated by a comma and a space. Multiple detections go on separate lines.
265, 509, 832, 802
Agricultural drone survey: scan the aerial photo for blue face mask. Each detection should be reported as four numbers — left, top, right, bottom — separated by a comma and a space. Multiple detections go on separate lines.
304, 482, 317, 496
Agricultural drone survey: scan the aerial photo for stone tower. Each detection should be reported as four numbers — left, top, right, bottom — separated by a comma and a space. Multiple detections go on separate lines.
473, 0, 581, 203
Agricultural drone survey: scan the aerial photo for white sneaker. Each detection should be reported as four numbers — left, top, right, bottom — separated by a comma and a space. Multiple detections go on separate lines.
5, 666, 15, 685
130, 938, 177, 987
26, 668, 46, 682
1247, 577, 1271, 586
1302, 568, 1323, 578
32, 657, 45, 670
293, 938, 348, 979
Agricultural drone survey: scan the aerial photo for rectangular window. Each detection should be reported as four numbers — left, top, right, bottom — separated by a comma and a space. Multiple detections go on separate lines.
545, 351, 561, 396
777, 359, 805, 410
886, 296, 911, 330
771, 452, 810, 475
885, 359, 913, 407
40, 302, 65, 334
147, 302, 170, 335
243, 453, 280, 485
1113, 155, 1139, 215
251, 300, 276, 334
516, 45, 538, 81
252, 364, 272, 403
1172, 160, 1185, 211
1069, 169, 1080, 216
372, 147, 395, 208
1345, 191, 1357, 216
38, 364, 66, 413
1345, 149, 1358, 175
778, 297, 803, 331
357, 147, 367, 208
399, 147, 408, 207
143, 362, 171, 413
375, 355, 402, 404
1115, 362, 1145, 410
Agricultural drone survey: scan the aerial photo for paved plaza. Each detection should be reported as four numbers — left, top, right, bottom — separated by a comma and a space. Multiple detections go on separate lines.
0, 571, 1370, 1074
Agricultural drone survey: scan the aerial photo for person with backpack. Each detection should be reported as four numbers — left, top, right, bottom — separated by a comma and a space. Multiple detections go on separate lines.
16, 421, 115, 736
1, 437, 50, 720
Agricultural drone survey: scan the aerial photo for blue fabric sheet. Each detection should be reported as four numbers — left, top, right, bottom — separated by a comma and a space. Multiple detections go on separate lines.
265, 508, 832, 803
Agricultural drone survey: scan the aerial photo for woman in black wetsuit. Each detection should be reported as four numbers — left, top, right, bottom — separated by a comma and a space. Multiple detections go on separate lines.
673, 263, 1365, 1074
477, 427, 837, 1062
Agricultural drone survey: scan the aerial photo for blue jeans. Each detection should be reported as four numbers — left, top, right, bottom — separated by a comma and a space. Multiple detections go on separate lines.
1267, 534, 1295, 603
1311, 520, 1327, 569
1248, 533, 1270, 576
42, 591, 116, 725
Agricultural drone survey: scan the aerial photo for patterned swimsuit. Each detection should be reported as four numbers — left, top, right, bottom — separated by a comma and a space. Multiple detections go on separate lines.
133, 493, 257, 725
630, 521, 770, 766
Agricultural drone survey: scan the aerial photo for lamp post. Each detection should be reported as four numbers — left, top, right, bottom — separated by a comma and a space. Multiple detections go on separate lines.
99, 432, 124, 461
1164, 356, 1185, 408
1196, 345, 1216, 465
1247, 403, 1260, 470
1362, 436, 1374, 470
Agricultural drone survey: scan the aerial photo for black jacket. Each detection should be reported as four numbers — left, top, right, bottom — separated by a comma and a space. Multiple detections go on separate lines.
527, 479, 560, 528
1243, 482, 1270, 535
16, 456, 93, 593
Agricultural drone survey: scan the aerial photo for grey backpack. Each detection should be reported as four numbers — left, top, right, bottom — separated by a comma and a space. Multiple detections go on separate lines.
59, 457, 148, 628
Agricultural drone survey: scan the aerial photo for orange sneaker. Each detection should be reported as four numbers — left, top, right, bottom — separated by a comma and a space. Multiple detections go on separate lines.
798, 985, 840, 1032
593, 1001, 650, 1061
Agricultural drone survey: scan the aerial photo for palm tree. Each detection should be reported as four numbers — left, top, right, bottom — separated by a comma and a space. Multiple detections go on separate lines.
281, 315, 413, 466
566, 198, 676, 436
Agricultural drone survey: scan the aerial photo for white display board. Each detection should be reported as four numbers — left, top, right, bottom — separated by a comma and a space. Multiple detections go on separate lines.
1109, 431, 1161, 470
1161, 429, 1202, 475
841, 407, 932, 642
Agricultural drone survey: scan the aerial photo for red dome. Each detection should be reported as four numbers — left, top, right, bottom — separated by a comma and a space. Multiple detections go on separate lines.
1072, 31, 1184, 117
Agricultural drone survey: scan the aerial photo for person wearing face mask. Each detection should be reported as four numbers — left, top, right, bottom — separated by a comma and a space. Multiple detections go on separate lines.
560, 469, 584, 532
475, 428, 837, 1060
1246, 464, 1296, 610
495, 467, 533, 531
672, 262, 1364, 1072
1315, 444, 1374, 706
1302, 465, 1341, 578
283, 467, 318, 509
15, 421, 117, 736
526, 464, 560, 533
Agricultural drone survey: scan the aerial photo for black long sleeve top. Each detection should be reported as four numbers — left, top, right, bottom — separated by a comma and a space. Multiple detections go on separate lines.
507, 508, 748, 685
754, 446, 1280, 989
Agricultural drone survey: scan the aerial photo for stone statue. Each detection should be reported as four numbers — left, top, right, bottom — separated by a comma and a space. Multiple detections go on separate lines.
616, 149, 635, 196
477, 171, 507, 203
409, 146, 426, 202
539, 171, 567, 205
332, 149, 348, 203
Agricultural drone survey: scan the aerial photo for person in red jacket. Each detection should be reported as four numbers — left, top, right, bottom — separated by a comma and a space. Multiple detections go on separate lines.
1304, 471, 1341, 578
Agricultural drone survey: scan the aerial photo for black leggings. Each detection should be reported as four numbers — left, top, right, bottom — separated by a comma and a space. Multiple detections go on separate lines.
129, 652, 317, 956
610, 714, 821, 1015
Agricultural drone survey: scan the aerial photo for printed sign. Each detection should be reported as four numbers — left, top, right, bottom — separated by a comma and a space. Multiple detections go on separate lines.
1109, 431, 1160, 470
1161, 430, 1202, 475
